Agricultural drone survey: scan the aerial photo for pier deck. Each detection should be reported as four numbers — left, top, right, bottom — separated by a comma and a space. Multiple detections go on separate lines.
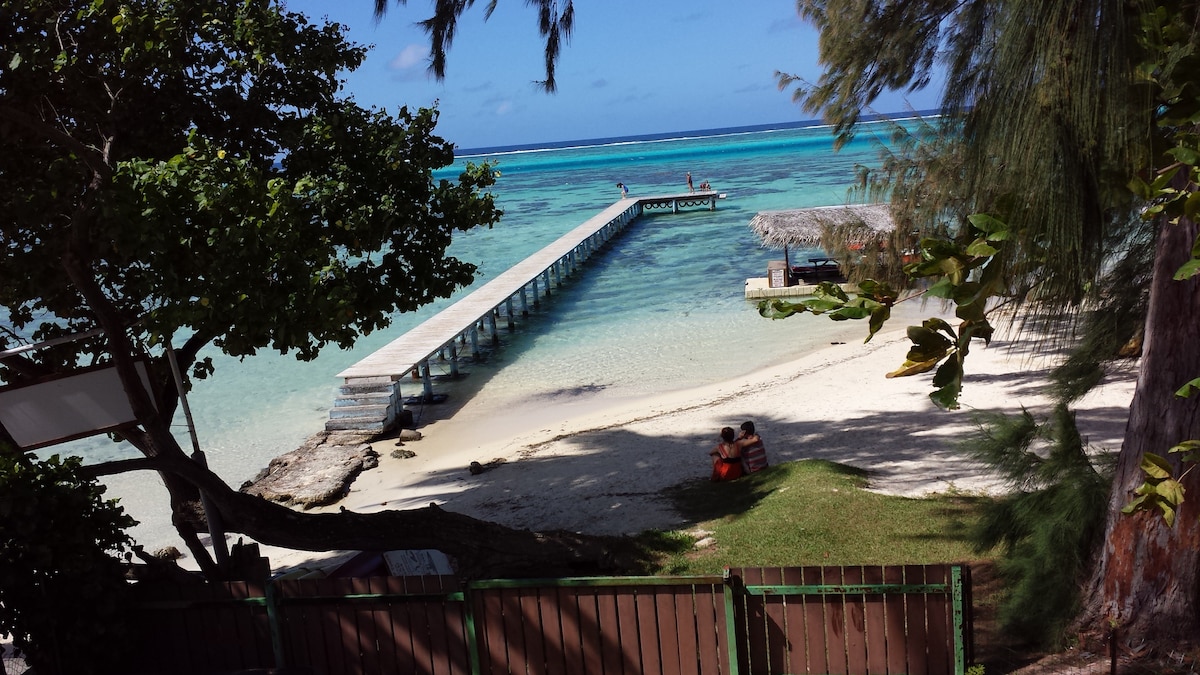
328, 191, 720, 432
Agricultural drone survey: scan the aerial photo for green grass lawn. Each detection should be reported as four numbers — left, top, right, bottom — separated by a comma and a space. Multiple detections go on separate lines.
641, 459, 994, 575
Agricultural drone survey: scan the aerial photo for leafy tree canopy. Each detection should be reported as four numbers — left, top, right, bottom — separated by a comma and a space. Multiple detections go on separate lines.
0, 0, 500, 388
0, 0, 502, 575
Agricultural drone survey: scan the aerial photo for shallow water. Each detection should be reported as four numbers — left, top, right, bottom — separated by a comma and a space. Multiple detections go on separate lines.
66, 119, 915, 549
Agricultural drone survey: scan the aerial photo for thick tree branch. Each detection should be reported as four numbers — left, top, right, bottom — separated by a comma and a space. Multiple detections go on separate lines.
0, 104, 111, 180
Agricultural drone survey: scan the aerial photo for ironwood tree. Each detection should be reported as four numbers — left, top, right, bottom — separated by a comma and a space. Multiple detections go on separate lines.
0, 0, 649, 580
777, 0, 1200, 653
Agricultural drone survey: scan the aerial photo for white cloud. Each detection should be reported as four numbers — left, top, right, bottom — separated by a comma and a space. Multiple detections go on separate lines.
388, 44, 427, 71
494, 101, 514, 115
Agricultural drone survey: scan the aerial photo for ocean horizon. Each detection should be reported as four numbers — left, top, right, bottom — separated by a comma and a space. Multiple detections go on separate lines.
60, 115, 923, 551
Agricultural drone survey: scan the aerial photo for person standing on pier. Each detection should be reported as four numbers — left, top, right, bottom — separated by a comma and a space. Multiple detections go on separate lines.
617, 182, 629, 198
686, 171, 694, 193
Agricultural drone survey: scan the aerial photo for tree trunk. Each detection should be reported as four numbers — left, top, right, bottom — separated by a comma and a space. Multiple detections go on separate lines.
103, 454, 655, 581
1079, 218, 1200, 649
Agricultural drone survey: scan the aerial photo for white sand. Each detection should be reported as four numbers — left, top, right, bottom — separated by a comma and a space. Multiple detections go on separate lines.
258, 324, 1137, 572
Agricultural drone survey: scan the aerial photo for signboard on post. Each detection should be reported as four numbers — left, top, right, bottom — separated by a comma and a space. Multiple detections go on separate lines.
767, 260, 790, 288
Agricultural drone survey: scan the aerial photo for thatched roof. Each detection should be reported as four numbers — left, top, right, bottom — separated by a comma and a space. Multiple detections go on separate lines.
748, 203, 895, 249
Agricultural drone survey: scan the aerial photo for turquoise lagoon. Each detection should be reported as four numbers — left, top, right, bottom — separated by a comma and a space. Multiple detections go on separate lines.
81, 118, 920, 549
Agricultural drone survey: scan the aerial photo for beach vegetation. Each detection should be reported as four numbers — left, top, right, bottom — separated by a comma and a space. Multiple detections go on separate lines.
965, 406, 1115, 648
772, 0, 1200, 657
0, 446, 138, 674
0, 0, 678, 586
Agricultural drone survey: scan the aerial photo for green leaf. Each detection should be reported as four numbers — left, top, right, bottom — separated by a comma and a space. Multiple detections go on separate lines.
967, 212, 1007, 235
828, 305, 871, 320
904, 325, 955, 361
1175, 377, 1200, 397
7, 53, 21, 70
1140, 452, 1173, 480
1174, 257, 1200, 280
1159, 500, 1177, 528
1168, 439, 1200, 464
931, 355, 962, 389
1168, 145, 1200, 165
924, 277, 957, 299
1154, 477, 1186, 507
965, 239, 999, 257
929, 381, 962, 410
865, 305, 891, 342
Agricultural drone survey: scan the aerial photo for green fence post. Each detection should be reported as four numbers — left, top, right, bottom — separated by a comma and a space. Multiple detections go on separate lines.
951, 565, 965, 675
463, 585, 481, 675
722, 571, 741, 675
264, 581, 287, 669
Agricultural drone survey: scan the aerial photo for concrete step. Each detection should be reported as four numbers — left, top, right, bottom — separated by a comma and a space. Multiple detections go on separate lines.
334, 391, 394, 407
324, 417, 388, 433
328, 403, 391, 420
339, 382, 394, 395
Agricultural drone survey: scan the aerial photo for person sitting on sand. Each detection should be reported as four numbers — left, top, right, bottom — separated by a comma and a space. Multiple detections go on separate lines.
710, 427, 744, 482
736, 420, 769, 474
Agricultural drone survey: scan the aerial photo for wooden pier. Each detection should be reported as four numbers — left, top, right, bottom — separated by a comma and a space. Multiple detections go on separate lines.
328, 191, 721, 432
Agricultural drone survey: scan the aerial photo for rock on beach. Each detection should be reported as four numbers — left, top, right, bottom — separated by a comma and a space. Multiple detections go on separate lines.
241, 431, 381, 508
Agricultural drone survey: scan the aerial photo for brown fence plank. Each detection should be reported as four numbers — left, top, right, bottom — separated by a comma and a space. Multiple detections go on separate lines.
903, 565, 931, 675
235, 582, 273, 669
883, 566, 909, 674
596, 587, 624, 674
576, 589, 606, 673
349, 577, 378, 675
924, 565, 952, 675
733, 567, 767, 675
821, 566, 850, 675
767, 567, 796, 674
654, 582, 684, 675
475, 586, 508, 675
634, 585, 665, 674
861, 566, 889, 674
365, 577, 399, 674
799, 566, 827, 675
414, 575, 470, 675
674, 584, 701, 675
519, 588, 550, 675
500, 588, 527, 673
692, 582, 725, 675
533, 586, 568, 675
555, 585, 586, 675
841, 567, 868, 674
614, 586, 641, 674
333, 577, 360, 675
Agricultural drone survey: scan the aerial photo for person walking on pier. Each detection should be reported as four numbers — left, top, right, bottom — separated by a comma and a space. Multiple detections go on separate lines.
686, 171, 694, 193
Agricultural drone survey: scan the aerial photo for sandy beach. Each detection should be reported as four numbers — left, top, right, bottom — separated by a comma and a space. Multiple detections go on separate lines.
261, 320, 1137, 572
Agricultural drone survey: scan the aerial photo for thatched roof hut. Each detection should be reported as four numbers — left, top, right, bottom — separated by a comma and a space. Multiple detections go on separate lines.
747, 203, 895, 249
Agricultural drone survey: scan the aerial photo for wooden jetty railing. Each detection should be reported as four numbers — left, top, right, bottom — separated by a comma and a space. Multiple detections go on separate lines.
327, 191, 720, 433
116, 564, 973, 675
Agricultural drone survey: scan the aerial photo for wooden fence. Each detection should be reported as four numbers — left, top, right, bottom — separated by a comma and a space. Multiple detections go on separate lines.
119, 564, 971, 675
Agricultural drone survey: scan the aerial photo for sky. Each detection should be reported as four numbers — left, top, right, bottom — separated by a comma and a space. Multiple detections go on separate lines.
283, 0, 942, 150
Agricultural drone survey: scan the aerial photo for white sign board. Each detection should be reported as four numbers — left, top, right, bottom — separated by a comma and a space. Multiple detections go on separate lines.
0, 362, 153, 450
